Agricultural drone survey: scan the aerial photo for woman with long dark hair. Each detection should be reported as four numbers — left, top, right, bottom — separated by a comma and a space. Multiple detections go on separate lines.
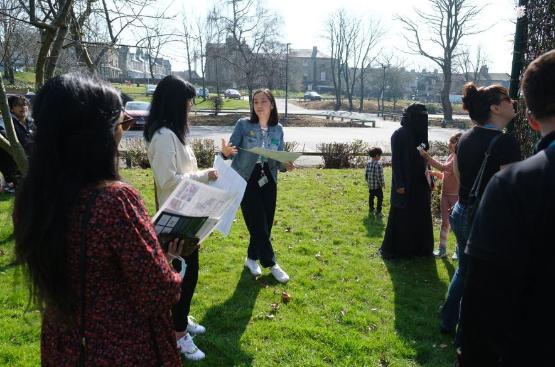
380, 102, 435, 259
440, 82, 520, 343
221, 89, 294, 283
14, 73, 183, 366
144, 74, 217, 361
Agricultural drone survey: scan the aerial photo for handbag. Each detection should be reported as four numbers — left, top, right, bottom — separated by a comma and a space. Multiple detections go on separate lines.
466, 133, 503, 224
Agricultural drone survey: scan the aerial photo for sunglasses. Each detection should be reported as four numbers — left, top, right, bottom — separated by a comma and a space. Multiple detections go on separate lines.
115, 112, 135, 131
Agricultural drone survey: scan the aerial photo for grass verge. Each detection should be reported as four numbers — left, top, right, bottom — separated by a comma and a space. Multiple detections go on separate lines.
0, 168, 458, 366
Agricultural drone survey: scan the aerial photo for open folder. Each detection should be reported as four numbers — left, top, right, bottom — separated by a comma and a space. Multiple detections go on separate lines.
152, 178, 236, 244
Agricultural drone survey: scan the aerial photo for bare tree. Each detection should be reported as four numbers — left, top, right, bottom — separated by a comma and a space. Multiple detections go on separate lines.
457, 45, 488, 82
217, 0, 282, 105
354, 19, 383, 112
206, 5, 223, 96
326, 9, 346, 111
181, 14, 195, 82
0, 0, 37, 83
397, 0, 483, 122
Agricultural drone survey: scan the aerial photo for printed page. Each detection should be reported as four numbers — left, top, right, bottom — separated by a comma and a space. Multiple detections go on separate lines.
163, 178, 233, 218
152, 178, 235, 239
209, 155, 247, 236
244, 147, 302, 163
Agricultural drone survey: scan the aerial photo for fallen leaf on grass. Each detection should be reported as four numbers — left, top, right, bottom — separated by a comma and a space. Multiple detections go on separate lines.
281, 291, 291, 303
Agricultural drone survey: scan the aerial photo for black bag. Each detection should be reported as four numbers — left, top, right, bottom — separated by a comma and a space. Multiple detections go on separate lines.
466, 133, 503, 224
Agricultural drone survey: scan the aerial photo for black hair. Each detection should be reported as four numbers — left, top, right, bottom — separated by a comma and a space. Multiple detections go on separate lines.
144, 75, 196, 144
13, 72, 122, 315
521, 49, 555, 120
8, 95, 29, 109
461, 82, 509, 125
369, 147, 383, 158
250, 89, 279, 126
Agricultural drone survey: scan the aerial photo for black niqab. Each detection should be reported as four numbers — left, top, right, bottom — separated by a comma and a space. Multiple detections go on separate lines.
401, 103, 429, 149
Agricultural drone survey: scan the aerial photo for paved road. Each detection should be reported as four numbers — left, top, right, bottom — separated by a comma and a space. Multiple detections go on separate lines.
124, 116, 464, 167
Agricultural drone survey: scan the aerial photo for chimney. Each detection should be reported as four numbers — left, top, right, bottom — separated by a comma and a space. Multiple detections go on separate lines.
312, 46, 318, 58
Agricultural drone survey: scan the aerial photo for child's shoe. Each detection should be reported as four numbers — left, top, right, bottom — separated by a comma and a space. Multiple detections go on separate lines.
433, 247, 447, 258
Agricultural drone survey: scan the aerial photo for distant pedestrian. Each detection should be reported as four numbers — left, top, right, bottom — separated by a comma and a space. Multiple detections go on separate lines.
365, 147, 385, 217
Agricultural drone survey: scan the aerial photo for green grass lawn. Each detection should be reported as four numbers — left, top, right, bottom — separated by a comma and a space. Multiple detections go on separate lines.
0, 168, 458, 366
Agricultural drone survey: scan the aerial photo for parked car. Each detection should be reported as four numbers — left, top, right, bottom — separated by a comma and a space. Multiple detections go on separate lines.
196, 87, 209, 98
304, 91, 322, 101
145, 84, 157, 95
124, 101, 150, 130
224, 89, 241, 99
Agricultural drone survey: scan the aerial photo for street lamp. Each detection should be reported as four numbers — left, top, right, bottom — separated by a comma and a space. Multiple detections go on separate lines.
285, 42, 291, 123
380, 63, 389, 117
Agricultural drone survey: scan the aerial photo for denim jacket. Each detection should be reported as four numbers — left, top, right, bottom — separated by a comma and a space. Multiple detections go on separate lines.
227, 118, 285, 181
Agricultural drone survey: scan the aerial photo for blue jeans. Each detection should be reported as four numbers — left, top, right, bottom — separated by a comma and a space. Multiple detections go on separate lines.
440, 202, 469, 335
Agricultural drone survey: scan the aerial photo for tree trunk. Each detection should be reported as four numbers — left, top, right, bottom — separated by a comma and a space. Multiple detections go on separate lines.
441, 67, 453, 122
36, 29, 57, 89
358, 73, 365, 112
0, 75, 28, 175
45, 23, 70, 80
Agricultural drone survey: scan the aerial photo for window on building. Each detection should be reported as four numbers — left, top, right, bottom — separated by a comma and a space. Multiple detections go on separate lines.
320, 71, 326, 81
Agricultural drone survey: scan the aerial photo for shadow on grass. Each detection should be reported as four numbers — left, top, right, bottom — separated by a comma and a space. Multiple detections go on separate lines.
441, 257, 456, 280
362, 213, 385, 238
199, 268, 262, 366
0, 232, 14, 245
0, 193, 15, 202
383, 256, 452, 365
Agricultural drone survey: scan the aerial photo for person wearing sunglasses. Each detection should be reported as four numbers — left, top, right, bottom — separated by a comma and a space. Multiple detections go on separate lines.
13, 73, 184, 366
439, 82, 521, 345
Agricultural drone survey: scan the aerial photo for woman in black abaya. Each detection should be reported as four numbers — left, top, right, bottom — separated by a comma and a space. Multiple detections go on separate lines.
380, 103, 434, 259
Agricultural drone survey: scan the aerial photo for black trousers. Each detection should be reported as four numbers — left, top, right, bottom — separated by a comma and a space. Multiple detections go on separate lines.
171, 248, 199, 332
369, 188, 383, 213
241, 163, 277, 268
0, 147, 19, 184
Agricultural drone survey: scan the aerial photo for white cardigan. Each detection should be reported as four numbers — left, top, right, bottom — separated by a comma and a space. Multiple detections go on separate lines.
147, 127, 210, 206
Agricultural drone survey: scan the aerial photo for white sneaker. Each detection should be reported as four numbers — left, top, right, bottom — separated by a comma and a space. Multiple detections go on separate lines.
177, 333, 205, 361
245, 257, 262, 277
270, 264, 289, 283
186, 316, 206, 335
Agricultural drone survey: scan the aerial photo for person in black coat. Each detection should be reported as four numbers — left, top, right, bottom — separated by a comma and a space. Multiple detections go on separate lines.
457, 49, 555, 367
380, 103, 434, 259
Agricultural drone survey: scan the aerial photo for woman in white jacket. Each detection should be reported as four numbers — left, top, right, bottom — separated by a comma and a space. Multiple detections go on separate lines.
144, 75, 217, 361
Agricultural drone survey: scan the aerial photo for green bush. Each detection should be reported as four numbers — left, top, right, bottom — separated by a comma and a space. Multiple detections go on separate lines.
317, 139, 369, 169
120, 138, 150, 169
192, 138, 216, 168
428, 140, 450, 157
284, 141, 301, 152
208, 96, 224, 115
431, 179, 443, 222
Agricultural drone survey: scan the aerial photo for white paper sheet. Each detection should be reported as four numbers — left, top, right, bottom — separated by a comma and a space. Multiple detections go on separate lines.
208, 155, 247, 236
244, 147, 302, 163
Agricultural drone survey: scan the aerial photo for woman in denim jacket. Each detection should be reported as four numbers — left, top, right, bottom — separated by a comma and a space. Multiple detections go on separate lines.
221, 89, 294, 283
